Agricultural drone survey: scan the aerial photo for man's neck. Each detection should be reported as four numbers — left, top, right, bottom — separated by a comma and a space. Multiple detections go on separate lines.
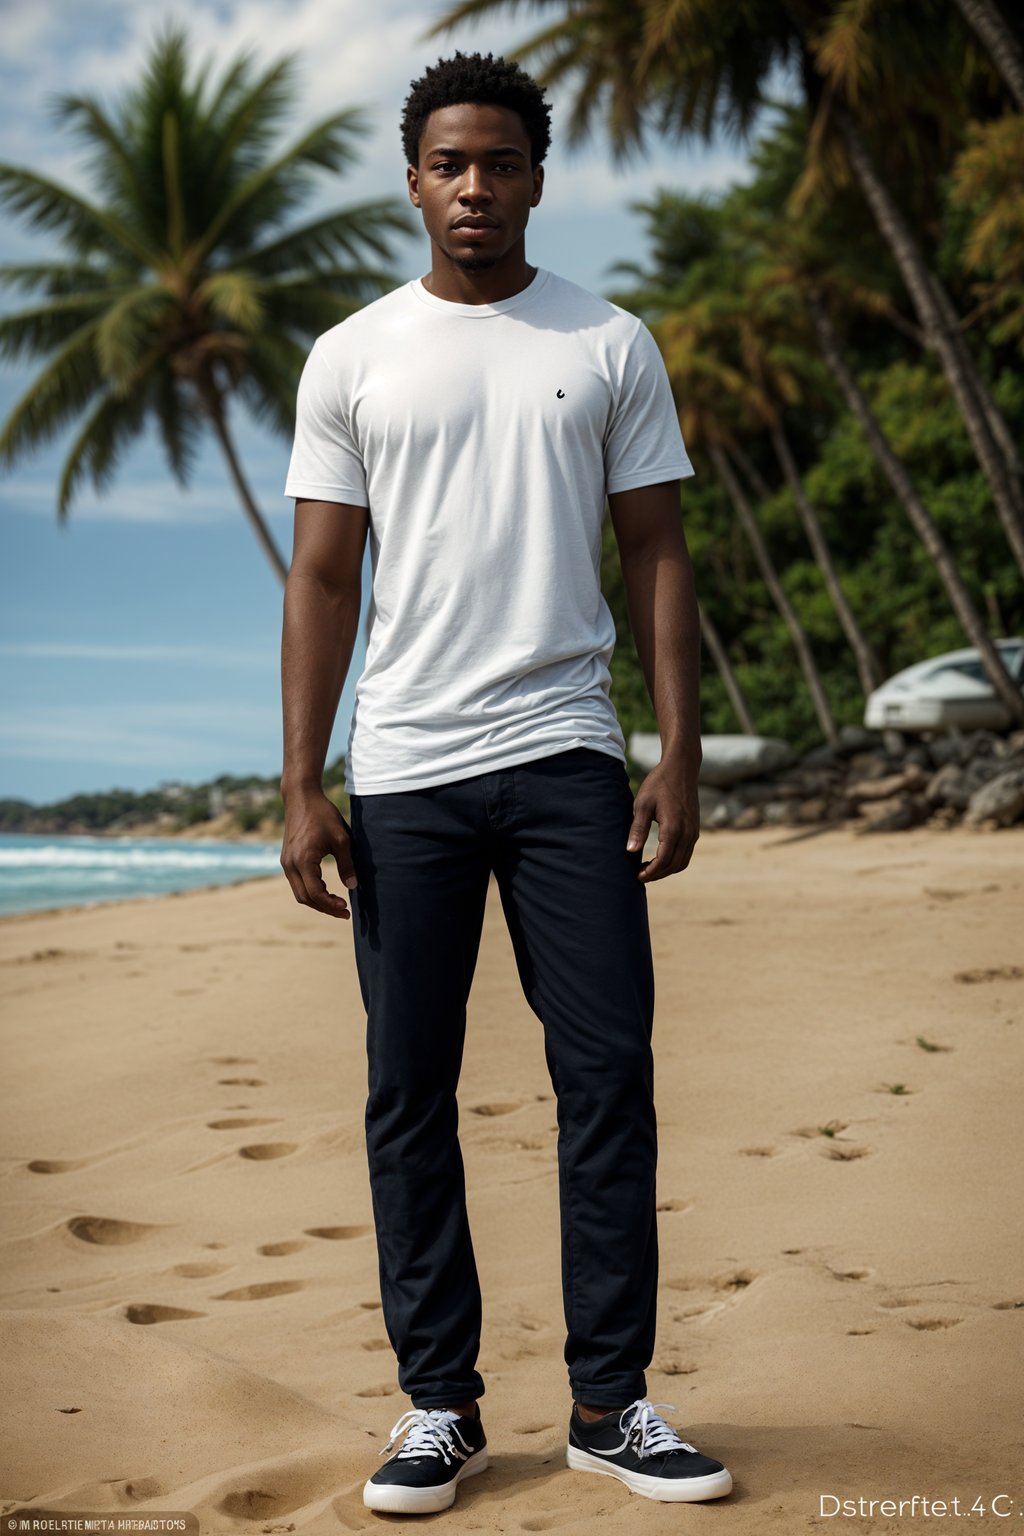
421, 250, 538, 306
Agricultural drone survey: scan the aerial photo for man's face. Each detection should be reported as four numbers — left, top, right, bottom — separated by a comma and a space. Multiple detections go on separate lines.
407, 101, 544, 272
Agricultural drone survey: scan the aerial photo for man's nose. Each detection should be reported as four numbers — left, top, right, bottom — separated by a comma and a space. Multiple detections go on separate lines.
459, 166, 492, 202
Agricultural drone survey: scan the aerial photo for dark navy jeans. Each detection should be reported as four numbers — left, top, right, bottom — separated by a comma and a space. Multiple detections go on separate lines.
346, 745, 658, 1411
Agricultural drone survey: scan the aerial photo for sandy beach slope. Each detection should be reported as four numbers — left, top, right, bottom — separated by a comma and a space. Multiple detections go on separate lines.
1, 823, 1022, 1533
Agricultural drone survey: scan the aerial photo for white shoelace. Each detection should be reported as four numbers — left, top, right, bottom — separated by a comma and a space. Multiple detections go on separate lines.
379, 1408, 471, 1466
612, 1400, 699, 1458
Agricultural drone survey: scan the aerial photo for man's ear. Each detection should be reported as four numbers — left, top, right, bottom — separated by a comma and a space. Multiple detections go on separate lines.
407, 164, 421, 208
532, 164, 544, 208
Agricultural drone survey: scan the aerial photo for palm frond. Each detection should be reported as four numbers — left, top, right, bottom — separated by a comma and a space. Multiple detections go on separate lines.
55, 382, 151, 521
193, 108, 372, 262
241, 200, 415, 273
0, 321, 104, 466
0, 164, 157, 266
0, 289, 140, 360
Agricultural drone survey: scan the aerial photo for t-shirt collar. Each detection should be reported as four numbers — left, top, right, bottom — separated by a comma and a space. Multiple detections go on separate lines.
409, 266, 550, 317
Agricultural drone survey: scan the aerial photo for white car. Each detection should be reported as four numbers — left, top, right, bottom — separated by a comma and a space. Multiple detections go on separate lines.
864, 639, 1024, 733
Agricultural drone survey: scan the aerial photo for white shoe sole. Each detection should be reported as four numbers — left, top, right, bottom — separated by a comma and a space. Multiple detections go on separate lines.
567, 1444, 733, 1502
363, 1447, 489, 1513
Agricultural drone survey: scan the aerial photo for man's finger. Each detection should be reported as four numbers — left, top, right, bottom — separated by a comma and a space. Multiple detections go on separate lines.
639, 827, 680, 882
333, 832, 359, 890
626, 808, 652, 853
296, 855, 351, 918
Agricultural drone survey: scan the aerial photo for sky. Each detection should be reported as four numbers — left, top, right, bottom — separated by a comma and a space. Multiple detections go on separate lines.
0, 0, 766, 806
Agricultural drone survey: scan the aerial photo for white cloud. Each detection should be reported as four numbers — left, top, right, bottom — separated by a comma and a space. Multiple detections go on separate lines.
0, 640, 276, 666
0, 698, 276, 766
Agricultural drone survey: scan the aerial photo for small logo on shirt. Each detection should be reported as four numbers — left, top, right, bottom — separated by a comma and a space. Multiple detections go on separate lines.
556, 388, 565, 398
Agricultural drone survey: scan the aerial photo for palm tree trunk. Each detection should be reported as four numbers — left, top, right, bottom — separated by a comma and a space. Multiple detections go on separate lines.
732, 437, 883, 698
769, 429, 883, 696
927, 271, 1024, 494
952, 0, 1024, 109
807, 287, 1024, 723
709, 440, 840, 746
698, 600, 757, 733
199, 379, 289, 585
834, 102, 1024, 577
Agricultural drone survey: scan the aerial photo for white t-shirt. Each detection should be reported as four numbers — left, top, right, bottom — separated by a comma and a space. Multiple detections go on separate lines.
283, 265, 694, 794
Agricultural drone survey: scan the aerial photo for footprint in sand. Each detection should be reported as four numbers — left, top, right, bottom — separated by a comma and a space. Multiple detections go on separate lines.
656, 1359, 699, 1376
258, 1240, 307, 1257
879, 1296, 921, 1309
468, 1101, 522, 1117
238, 1143, 298, 1160
66, 1216, 163, 1245
993, 1298, 1024, 1310
517, 1423, 556, 1435
356, 1383, 396, 1397
792, 1121, 850, 1139
822, 1143, 873, 1161
207, 1117, 280, 1130
108, 1478, 165, 1502
520, 1515, 578, 1532
213, 1280, 310, 1301
738, 1145, 782, 1157
27, 1158, 91, 1174
304, 1225, 372, 1240
906, 1316, 963, 1330
210, 1056, 259, 1065
361, 1339, 391, 1351
846, 1328, 876, 1335
657, 1198, 694, 1213
828, 1265, 873, 1282
218, 1077, 266, 1088
359, 1300, 382, 1310
954, 965, 1023, 984
171, 1262, 231, 1279
124, 1304, 206, 1324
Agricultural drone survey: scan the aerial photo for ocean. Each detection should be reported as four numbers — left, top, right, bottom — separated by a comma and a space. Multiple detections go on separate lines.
0, 832, 284, 919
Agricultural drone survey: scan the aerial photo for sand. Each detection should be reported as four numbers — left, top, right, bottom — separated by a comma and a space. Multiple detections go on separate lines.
1, 823, 1022, 1534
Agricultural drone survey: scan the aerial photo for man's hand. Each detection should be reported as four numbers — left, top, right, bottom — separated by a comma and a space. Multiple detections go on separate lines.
626, 758, 700, 882
280, 789, 359, 919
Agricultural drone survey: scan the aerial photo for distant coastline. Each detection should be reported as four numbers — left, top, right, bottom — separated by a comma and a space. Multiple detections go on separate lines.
0, 761, 349, 845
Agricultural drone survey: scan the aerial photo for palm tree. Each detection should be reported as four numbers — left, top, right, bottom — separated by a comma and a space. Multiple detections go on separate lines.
806, 285, 1024, 723
426, 0, 1024, 569
0, 23, 413, 583
952, 0, 1024, 110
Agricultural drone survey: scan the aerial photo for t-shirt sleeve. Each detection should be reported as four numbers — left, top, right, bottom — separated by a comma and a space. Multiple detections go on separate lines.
283, 340, 369, 506
603, 319, 695, 495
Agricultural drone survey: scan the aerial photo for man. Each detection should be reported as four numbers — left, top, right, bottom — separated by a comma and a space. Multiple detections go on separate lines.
280, 49, 732, 1517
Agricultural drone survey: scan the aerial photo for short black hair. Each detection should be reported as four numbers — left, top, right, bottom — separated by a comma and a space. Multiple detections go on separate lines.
401, 51, 553, 169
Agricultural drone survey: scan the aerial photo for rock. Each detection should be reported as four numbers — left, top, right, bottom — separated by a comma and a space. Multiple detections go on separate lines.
796, 797, 830, 824
925, 763, 974, 808
847, 764, 928, 801
846, 752, 892, 782
964, 769, 1024, 828
838, 725, 885, 755
762, 800, 793, 825
800, 744, 843, 769
698, 784, 725, 821
856, 793, 929, 832
697, 735, 794, 787
732, 805, 764, 830
706, 793, 746, 828
629, 732, 793, 783
928, 735, 968, 768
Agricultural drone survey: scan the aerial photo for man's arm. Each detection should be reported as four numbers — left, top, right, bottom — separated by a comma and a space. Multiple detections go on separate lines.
607, 478, 702, 881
279, 497, 369, 918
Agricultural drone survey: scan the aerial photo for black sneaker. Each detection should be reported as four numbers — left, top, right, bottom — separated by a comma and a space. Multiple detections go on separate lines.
363, 1406, 488, 1514
567, 1398, 732, 1502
